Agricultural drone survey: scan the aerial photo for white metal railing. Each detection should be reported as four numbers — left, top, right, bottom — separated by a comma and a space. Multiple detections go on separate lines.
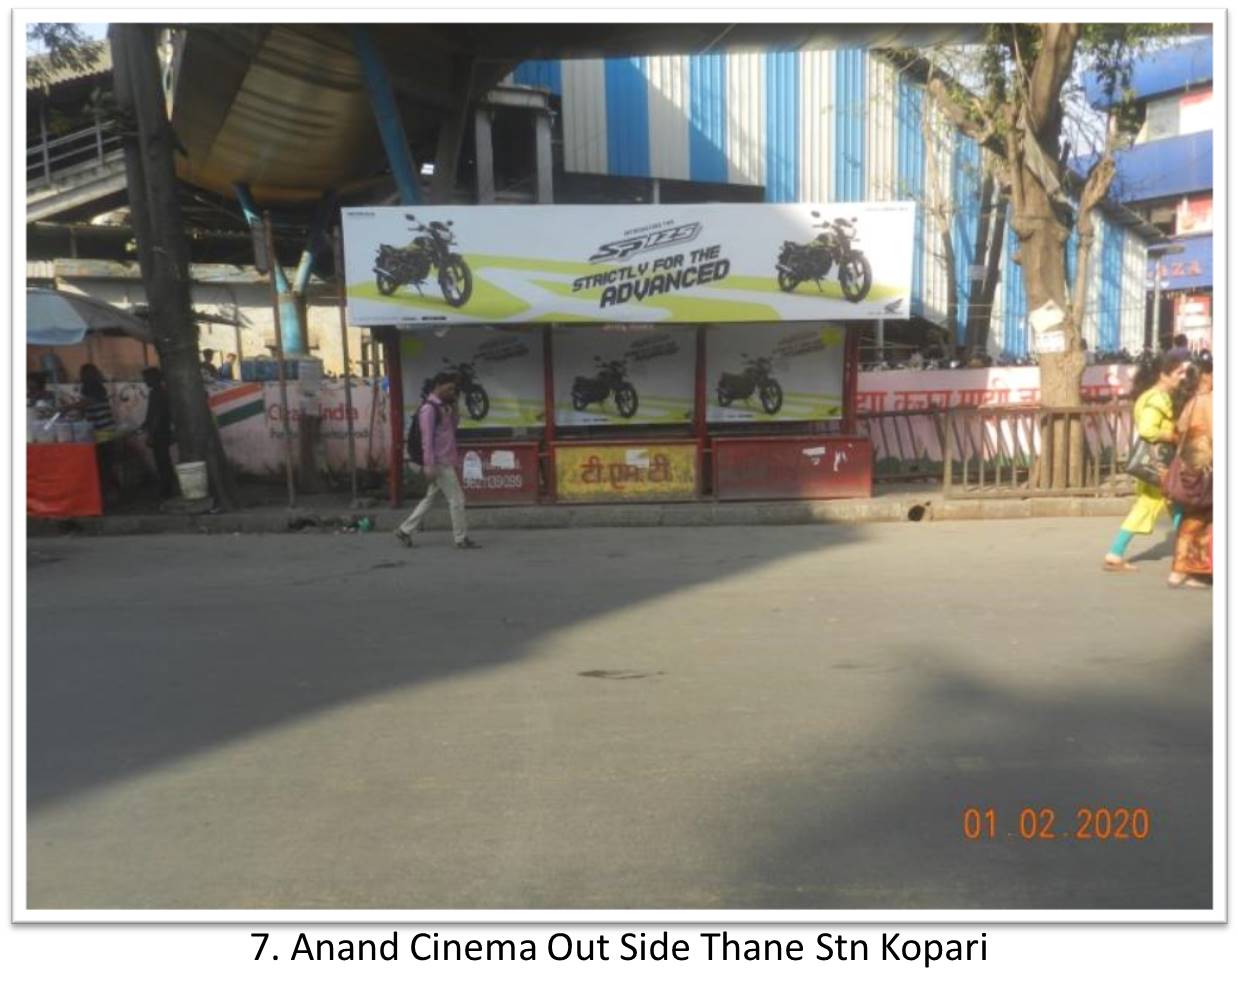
27, 118, 122, 190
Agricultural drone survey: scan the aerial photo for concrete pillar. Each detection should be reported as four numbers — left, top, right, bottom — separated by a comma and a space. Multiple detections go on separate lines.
474, 108, 495, 204
534, 111, 554, 204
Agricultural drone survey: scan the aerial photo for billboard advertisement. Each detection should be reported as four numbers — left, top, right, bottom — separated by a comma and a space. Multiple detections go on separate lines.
342, 202, 915, 327
706, 323, 846, 423
399, 327, 544, 429
552, 326, 696, 427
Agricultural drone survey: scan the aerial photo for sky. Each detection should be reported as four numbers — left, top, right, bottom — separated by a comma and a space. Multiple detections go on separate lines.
26, 22, 108, 54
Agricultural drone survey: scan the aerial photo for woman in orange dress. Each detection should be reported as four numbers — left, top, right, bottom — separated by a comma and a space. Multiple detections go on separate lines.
1168, 354, 1212, 589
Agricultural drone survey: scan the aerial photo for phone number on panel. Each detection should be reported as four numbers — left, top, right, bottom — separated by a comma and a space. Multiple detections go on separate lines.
962, 806, 1151, 841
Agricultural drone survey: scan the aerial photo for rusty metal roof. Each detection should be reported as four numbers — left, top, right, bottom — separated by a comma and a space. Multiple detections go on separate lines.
167, 23, 985, 204
27, 44, 112, 90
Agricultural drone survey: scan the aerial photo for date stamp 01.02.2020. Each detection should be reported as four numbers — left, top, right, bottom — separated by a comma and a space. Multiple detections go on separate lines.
962, 806, 1151, 841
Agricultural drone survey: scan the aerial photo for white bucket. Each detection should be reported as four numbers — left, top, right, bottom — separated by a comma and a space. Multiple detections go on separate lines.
175, 461, 209, 500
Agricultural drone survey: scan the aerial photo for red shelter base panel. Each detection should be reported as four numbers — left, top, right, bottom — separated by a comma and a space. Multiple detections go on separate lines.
712, 435, 873, 501
27, 443, 103, 518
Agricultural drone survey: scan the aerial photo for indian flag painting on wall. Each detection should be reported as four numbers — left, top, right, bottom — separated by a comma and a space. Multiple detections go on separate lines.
209, 383, 265, 428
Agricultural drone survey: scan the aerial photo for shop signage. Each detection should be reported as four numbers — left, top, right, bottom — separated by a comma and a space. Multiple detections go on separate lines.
399, 327, 544, 429
342, 202, 915, 327
554, 442, 699, 502
553, 326, 696, 427
706, 323, 845, 423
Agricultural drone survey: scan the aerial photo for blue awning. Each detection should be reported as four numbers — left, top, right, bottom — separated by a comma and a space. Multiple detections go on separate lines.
1085, 37, 1212, 108
1150, 234, 1211, 291
1072, 132, 1212, 204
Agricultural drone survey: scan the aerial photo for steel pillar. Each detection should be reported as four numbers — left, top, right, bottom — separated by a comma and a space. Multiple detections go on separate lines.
350, 26, 422, 206
234, 183, 307, 355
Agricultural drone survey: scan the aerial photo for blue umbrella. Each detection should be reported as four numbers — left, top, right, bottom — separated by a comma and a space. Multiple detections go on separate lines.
26, 288, 152, 346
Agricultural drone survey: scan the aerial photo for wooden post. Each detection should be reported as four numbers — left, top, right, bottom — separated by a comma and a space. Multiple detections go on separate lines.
264, 214, 297, 508
333, 228, 359, 503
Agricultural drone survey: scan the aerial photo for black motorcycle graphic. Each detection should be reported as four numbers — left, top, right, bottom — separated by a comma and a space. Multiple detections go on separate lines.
716, 354, 783, 415
571, 356, 639, 419
421, 358, 490, 421
776, 211, 873, 303
374, 214, 473, 307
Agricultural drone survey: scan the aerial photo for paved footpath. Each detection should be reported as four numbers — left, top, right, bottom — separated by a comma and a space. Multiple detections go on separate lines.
26, 518, 1212, 910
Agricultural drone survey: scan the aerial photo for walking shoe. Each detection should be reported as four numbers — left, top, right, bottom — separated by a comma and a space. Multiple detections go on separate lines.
394, 528, 413, 548
455, 537, 481, 550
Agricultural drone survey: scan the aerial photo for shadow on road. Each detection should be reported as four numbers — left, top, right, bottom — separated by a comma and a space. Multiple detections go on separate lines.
713, 639, 1213, 910
27, 525, 863, 810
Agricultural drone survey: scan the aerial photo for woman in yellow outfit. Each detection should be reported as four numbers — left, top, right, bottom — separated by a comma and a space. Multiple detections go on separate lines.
1103, 353, 1188, 571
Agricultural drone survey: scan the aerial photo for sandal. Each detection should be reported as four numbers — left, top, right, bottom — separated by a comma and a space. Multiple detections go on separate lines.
1102, 559, 1138, 573
1168, 576, 1209, 590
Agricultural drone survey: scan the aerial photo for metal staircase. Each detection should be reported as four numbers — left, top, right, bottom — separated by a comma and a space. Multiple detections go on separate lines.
26, 118, 128, 222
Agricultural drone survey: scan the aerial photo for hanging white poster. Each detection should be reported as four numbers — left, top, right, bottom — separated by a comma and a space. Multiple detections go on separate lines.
399, 327, 544, 429
553, 327, 696, 427
342, 202, 914, 327
706, 323, 846, 423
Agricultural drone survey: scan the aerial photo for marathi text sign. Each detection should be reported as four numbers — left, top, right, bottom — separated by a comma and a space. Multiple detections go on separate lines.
554, 443, 699, 502
856, 365, 1136, 414
342, 203, 914, 327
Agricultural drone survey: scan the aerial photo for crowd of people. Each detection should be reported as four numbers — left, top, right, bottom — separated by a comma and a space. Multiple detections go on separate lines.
1103, 347, 1213, 588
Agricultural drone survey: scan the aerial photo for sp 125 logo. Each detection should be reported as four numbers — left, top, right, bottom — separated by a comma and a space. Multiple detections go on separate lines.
589, 222, 703, 263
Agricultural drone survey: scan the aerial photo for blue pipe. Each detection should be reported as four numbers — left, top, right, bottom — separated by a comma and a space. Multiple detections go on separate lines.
350, 26, 422, 206
233, 182, 307, 355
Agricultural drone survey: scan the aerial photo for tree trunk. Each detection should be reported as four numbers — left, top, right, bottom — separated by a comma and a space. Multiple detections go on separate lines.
963, 175, 994, 357
110, 25, 238, 509
1015, 166, 1084, 488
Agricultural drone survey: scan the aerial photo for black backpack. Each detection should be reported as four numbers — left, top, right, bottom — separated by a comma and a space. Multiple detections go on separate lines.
406, 401, 440, 466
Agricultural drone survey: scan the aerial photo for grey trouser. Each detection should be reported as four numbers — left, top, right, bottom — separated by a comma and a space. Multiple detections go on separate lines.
398, 465, 468, 544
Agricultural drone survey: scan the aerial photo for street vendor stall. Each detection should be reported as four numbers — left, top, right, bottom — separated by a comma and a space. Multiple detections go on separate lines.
25, 288, 154, 517
342, 202, 913, 506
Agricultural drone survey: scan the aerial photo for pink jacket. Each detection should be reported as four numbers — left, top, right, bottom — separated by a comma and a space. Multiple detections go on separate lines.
419, 394, 459, 469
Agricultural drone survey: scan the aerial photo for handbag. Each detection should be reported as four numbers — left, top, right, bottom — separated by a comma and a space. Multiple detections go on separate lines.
1161, 399, 1213, 508
1163, 457, 1212, 508
1126, 435, 1173, 487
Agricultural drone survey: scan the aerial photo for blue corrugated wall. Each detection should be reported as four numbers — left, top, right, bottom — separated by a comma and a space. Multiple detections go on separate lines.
504, 52, 1147, 357
1099, 222, 1124, 351
951, 135, 981, 344
896, 76, 925, 316
604, 58, 650, 177
512, 60, 562, 94
833, 49, 866, 200
689, 54, 728, 183
1003, 214, 1028, 356
765, 52, 799, 202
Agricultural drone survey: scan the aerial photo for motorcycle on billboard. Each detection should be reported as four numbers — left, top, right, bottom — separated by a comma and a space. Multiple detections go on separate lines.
716, 354, 783, 415
776, 211, 873, 303
571, 356, 640, 419
373, 214, 473, 307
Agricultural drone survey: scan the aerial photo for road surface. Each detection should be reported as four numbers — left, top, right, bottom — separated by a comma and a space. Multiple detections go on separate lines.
26, 518, 1213, 910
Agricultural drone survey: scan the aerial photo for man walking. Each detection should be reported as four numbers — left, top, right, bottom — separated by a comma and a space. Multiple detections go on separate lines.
394, 372, 479, 550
